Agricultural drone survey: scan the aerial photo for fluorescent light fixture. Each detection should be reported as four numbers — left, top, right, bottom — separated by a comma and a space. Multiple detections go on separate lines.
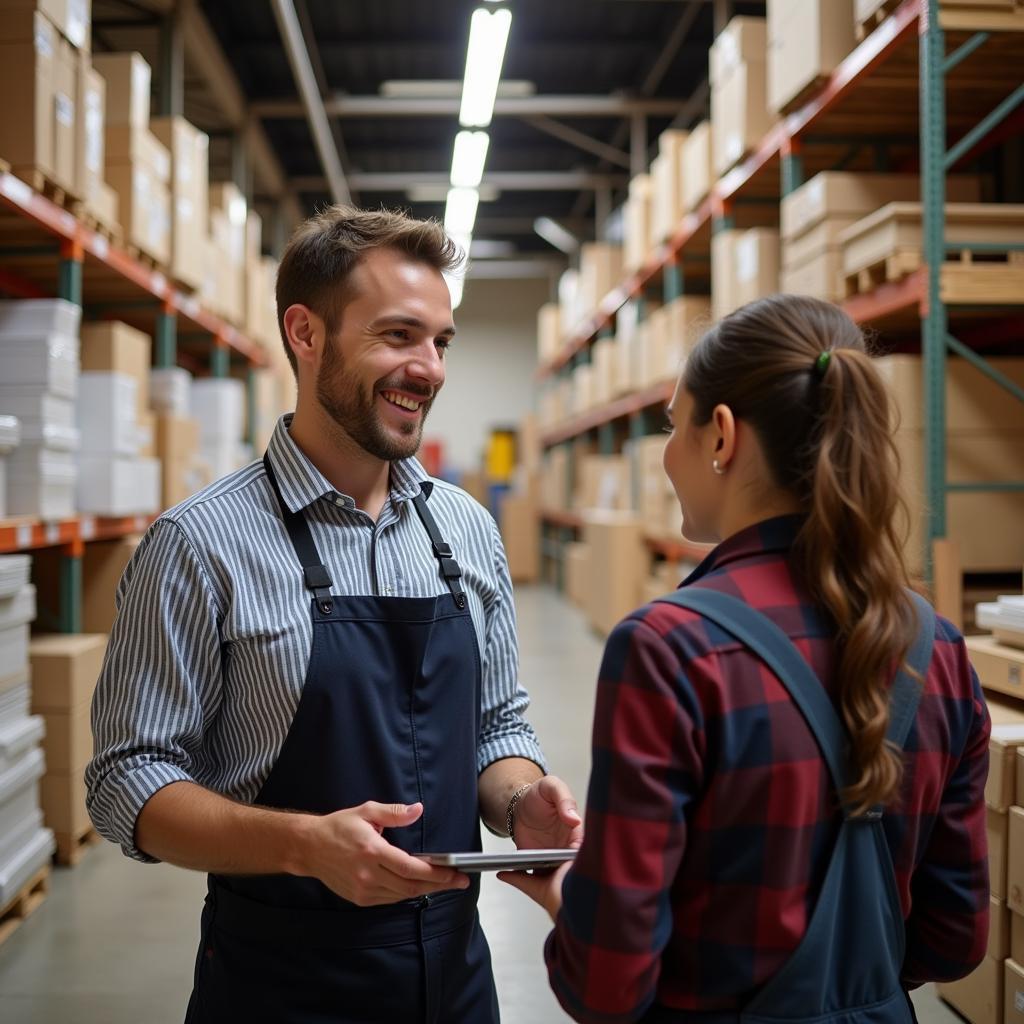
444, 271, 466, 309
381, 79, 533, 98
459, 7, 512, 128
407, 184, 499, 204
534, 216, 580, 254
450, 130, 490, 188
444, 187, 480, 236
469, 239, 516, 258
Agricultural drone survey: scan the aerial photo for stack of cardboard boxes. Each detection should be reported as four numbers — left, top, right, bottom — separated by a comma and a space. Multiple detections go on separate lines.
681, 122, 714, 215
29, 633, 107, 865
207, 181, 247, 327
651, 131, 689, 245
712, 227, 780, 321
623, 174, 655, 274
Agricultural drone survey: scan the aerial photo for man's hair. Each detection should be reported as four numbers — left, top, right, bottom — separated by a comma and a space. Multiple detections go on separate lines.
275, 205, 463, 375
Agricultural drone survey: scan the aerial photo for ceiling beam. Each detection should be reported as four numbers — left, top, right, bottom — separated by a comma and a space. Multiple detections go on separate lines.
290, 171, 629, 192
521, 115, 632, 169
269, 0, 350, 205
466, 258, 567, 280
251, 95, 688, 119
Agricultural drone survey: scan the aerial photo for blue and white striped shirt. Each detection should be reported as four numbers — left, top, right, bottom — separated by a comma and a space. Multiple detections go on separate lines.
86, 415, 546, 862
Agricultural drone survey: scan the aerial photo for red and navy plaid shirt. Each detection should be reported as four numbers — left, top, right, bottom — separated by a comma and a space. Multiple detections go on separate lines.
545, 515, 990, 1023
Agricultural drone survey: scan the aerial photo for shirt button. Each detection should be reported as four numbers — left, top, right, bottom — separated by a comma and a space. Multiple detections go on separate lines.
334, 497, 345, 507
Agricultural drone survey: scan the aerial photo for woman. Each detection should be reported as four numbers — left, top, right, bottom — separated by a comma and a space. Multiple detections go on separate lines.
502, 295, 990, 1023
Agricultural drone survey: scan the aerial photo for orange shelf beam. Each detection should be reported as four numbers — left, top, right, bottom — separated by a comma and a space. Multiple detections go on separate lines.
541, 381, 674, 447
0, 513, 157, 554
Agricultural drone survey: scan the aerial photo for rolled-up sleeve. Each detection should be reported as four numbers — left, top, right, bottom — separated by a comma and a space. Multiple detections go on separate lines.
476, 517, 547, 774
85, 518, 223, 862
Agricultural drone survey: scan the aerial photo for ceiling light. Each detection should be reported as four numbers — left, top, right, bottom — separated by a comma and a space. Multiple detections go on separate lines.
450, 130, 490, 188
469, 239, 516, 258
444, 187, 480, 237
381, 79, 534, 98
407, 184, 499, 204
444, 271, 466, 309
533, 216, 580, 254
459, 7, 512, 128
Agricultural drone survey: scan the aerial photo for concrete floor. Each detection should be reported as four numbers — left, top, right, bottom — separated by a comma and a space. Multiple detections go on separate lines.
0, 586, 962, 1023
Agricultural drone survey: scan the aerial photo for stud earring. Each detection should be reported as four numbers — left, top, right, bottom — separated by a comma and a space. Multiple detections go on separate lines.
712, 458, 726, 475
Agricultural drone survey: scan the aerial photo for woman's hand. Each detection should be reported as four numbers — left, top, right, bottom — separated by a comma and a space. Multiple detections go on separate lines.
497, 860, 571, 922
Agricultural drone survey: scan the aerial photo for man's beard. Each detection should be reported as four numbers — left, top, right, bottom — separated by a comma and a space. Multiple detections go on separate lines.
315, 337, 435, 461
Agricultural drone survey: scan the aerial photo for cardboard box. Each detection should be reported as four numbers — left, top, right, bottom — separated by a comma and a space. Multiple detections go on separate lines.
151, 116, 209, 293
712, 229, 740, 321
962, 638, 1019, 704
0, 17, 56, 183
682, 121, 714, 213
3, 0, 90, 51
780, 248, 845, 302
574, 455, 631, 512
81, 537, 141, 634
631, 434, 679, 539
30, 634, 106, 711
40, 700, 92, 776
1019, 748, 1024, 817
537, 303, 561, 364
591, 338, 617, 407
782, 217, 861, 269
75, 61, 103, 207
781, 171, 980, 241
499, 494, 539, 583
40, 768, 89, 836
651, 129, 688, 243
991, 807, 1009, 900
572, 364, 594, 415
578, 243, 623, 313
877, 356, 1024, 433
665, 295, 712, 363
564, 542, 590, 608
712, 56, 772, 176
1010, 806, 1024, 916
1014, 911, 1024, 963
80, 321, 151, 415
1006, 959, 1024, 1024
103, 124, 171, 184
105, 161, 171, 265
992, 896, 1012, 960
767, 0, 855, 114
91, 51, 150, 128
983, 693, 1024, 810
710, 17, 768, 88
624, 174, 654, 273
938, 956, 1003, 1024
582, 512, 646, 636
734, 228, 780, 308
896, 431, 1024, 575
52, 36, 77, 193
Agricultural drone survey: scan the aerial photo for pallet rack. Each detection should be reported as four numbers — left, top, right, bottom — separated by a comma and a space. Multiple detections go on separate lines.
536, 0, 1024, 585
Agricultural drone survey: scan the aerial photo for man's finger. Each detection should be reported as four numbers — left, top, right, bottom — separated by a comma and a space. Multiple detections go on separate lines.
359, 801, 424, 829
377, 844, 470, 887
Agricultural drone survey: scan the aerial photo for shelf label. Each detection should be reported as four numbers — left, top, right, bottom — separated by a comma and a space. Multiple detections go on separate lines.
59, 210, 76, 234
44, 523, 59, 544
1, 175, 33, 207
80, 516, 96, 540
152, 272, 167, 295
92, 235, 109, 260
181, 295, 200, 318
16, 524, 32, 548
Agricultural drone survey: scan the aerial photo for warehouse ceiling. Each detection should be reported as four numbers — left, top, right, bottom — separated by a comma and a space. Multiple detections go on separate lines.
91, 0, 765, 274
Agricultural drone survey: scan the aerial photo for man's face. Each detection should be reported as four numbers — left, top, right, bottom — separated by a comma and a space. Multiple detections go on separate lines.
316, 248, 455, 461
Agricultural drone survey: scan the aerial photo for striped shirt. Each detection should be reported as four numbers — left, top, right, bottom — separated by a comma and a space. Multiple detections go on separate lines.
86, 414, 546, 862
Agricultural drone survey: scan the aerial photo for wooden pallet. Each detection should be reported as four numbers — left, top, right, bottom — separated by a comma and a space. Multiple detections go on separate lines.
941, 252, 1024, 305
125, 246, 163, 273
10, 166, 83, 211
842, 249, 922, 297
54, 826, 101, 867
858, 0, 1022, 38
0, 866, 49, 948
71, 201, 123, 248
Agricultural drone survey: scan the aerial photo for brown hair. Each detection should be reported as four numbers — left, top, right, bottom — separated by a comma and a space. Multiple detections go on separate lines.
275, 205, 463, 374
683, 294, 916, 815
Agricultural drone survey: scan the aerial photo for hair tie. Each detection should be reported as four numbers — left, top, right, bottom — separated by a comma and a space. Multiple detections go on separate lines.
814, 351, 832, 377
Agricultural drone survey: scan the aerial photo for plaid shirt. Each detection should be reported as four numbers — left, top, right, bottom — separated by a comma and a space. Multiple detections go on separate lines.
545, 516, 990, 1023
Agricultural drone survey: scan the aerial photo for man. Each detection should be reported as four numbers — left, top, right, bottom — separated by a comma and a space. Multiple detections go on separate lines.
86, 206, 582, 1023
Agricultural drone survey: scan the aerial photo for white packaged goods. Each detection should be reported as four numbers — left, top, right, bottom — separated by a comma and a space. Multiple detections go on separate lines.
191, 378, 245, 443
201, 442, 242, 482
0, 556, 31, 599
150, 367, 192, 416
0, 392, 77, 448
0, 747, 45, 836
0, 299, 81, 339
0, 584, 37, 679
77, 373, 139, 455
0, 333, 79, 399
0, 415, 19, 520
77, 456, 160, 516
0, 821, 54, 908
0, 676, 30, 727
5, 446, 77, 520
0, 715, 44, 775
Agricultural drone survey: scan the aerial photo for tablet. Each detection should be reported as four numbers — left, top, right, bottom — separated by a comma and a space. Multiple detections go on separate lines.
421, 849, 577, 872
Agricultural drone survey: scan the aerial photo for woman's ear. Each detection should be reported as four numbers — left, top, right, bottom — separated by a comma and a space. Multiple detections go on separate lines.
711, 404, 737, 469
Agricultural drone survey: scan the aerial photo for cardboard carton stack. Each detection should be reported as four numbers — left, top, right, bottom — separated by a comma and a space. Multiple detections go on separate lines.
191, 377, 247, 482
681, 121, 714, 214
577, 244, 623, 319
0, 555, 55, 909
29, 633, 106, 864
581, 511, 646, 636
712, 227, 780, 320
0, 299, 81, 520
207, 182, 247, 327
624, 174, 655, 274
651, 130, 688, 244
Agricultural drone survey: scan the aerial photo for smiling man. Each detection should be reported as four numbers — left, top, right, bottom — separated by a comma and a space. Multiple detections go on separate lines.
86, 206, 581, 1023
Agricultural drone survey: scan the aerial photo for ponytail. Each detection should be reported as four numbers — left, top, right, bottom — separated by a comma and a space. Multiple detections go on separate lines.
683, 295, 917, 814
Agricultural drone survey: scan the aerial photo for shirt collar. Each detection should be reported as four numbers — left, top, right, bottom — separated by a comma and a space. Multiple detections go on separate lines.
683, 514, 806, 585
265, 414, 431, 514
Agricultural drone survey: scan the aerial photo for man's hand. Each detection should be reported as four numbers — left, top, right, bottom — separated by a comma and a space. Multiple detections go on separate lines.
297, 801, 470, 906
511, 776, 583, 850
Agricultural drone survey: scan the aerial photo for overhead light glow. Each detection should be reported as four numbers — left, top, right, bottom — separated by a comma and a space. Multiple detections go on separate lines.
444, 187, 480, 237
534, 216, 580, 254
459, 8, 512, 128
450, 130, 490, 188
444, 271, 466, 309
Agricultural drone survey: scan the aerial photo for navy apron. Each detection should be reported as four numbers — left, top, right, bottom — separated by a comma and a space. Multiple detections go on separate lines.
184, 455, 500, 1024
643, 588, 935, 1024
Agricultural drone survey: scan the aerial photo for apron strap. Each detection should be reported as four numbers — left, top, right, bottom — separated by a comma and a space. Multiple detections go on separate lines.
411, 487, 468, 610
262, 453, 335, 614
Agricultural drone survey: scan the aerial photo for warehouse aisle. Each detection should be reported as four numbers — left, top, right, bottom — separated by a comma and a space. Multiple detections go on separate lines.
0, 586, 958, 1023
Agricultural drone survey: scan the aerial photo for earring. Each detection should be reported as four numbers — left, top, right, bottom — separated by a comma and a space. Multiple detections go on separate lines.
712, 458, 726, 475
